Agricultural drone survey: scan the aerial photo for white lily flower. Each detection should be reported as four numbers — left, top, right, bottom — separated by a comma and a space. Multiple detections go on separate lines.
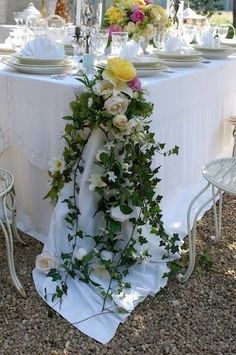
88, 173, 107, 191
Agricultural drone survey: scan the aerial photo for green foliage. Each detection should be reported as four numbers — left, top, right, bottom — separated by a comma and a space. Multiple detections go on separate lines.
45, 70, 180, 310
188, 0, 224, 17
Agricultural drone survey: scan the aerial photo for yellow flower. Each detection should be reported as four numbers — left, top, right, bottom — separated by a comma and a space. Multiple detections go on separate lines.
104, 57, 136, 82
105, 6, 125, 24
134, 0, 146, 8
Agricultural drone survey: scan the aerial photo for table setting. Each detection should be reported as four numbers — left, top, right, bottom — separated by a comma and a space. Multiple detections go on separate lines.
0, 0, 236, 346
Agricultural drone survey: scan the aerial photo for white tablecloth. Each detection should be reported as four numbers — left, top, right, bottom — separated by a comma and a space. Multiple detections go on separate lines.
0, 58, 235, 343
0, 59, 235, 243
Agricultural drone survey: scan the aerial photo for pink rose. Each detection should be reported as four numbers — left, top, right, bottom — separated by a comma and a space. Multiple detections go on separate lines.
108, 25, 123, 38
129, 77, 142, 91
130, 9, 145, 23
144, 0, 153, 4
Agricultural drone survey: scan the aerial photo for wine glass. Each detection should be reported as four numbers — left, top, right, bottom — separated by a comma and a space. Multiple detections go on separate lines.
71, 36, 85, 65
217, 25, 229, 41
13, 12, 23, 26
90, 30, 109, 62
9, 29, 26, 52
153, 29, 168, 51
111, 32, 128, 56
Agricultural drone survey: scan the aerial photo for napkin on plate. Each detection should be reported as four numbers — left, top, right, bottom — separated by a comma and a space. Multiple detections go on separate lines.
20, 36, 65, 59
164, 36, 187, 53
119, 40, 140, 58
201, 31, 221, 48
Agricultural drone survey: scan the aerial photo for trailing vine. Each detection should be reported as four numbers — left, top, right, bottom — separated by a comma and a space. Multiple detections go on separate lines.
37, 57, 180, 312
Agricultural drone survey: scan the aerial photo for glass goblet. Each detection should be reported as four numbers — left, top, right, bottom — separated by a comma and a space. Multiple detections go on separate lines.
90, 30, 109, 62
111, 32, 128, 56
217, 25, 229, 41
9, 29, 26, 52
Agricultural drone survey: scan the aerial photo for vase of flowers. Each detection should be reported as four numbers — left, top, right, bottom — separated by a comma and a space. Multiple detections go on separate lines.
105, 0, 170, 51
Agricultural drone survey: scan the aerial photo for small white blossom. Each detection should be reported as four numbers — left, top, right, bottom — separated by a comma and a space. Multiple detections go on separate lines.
107, 171, 117, 182
88, 173, 107, 191
74, 247, 88, 260
88, 97, 93, 108
49, 157, 65, 174
104, 141, 115, 150
100, 250, 114, 261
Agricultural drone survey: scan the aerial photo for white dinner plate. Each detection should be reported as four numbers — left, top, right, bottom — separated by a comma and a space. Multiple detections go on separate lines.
199, 52, 233, 59
128, 56, 160, 67
5, 59, 72, 75
136, 66, 168, 77
9, 58, 72, 68
161, 58, 202, 67
220, 39, 236, 48
155, 51, 200, 61
12, 54, 67, 65
0, 45, 15, 54
194, 45, 233, 53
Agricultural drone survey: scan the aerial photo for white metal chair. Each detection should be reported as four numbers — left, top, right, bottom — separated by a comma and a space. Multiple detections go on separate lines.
0, 130, 26, 298
178, 157, 236, 282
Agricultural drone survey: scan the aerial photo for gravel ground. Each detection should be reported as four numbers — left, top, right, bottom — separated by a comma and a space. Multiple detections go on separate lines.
0, 195, 235, 355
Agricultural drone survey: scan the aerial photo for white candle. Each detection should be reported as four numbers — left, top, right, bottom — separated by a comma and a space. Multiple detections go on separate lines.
76, 0, 82, 25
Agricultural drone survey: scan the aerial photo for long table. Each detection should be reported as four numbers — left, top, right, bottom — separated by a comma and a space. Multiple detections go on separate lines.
0, 58, 235, 244
1, 57, 236, 343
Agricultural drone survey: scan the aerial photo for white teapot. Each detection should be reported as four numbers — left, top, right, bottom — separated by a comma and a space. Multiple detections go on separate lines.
21, 3, 41, 24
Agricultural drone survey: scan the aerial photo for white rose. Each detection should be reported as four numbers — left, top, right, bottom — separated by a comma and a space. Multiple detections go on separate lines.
88, 173, 107, 191
100, 250, 114, 261
35, 252, 58, 274
113, 114, 128, 131
93, 80, 114, 98
104, 94, 129, 116
74, 247, 88, 260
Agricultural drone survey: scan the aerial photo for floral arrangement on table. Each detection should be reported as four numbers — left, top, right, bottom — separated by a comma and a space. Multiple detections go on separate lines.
37, 57, 179, 312
105, 0, 170, 42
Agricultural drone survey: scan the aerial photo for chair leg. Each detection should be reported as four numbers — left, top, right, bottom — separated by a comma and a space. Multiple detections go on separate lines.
215, 190, 223, 243
1, 194, 27, 298
9, 190, 26, 245
177, 183, 220, 282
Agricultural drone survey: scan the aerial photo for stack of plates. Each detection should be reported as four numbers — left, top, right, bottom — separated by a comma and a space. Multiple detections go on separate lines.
128, 56, 168, 76
220, 39, 236, 48
64, 44, 74, 55
155, 51, 202, 67
0, 43, 15, 56
4, 54, 73, 75
194, 45, 235, 59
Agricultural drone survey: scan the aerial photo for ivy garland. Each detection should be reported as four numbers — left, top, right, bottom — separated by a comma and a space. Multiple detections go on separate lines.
43, 57, 180, 311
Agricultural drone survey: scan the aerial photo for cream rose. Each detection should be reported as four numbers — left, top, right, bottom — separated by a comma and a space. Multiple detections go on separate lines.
93, 80, 114, 98
35, 252, 58, 274
104, 94, 129, 116
113, 114, 128, 131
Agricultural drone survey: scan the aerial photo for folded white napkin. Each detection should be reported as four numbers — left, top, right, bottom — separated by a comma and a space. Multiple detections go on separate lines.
119, 40, 140, 58
201, 32, 221, 48
164, 36, 187, 53
20, 36, 65, 59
